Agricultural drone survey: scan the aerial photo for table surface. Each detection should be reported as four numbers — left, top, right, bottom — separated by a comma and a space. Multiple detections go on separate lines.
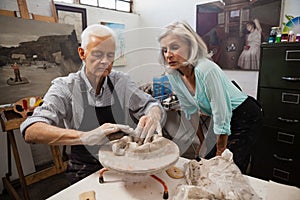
47, 157, 271, 200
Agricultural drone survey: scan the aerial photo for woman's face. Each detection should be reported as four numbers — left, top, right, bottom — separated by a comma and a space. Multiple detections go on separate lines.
160, 34, 190, 70
79, 35, 116, 79
246, 24, 254, 32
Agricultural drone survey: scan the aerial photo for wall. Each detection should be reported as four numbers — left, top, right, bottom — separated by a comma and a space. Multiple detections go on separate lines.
282, 0, 300, 22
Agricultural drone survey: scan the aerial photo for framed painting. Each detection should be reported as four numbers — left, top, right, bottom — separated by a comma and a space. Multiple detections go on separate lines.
0, 15, 81, 106
55, 4, 87, 44
101, 21, 126, 66
196, 0, 282, 71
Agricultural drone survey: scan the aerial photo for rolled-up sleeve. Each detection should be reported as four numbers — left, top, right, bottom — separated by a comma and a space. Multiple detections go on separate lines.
204, 69, 232, 135
20, 78, 73, 135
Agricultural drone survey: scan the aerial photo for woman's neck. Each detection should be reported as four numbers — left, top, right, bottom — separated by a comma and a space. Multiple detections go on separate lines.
178, 65, 196, 95
178, 64, 194, 78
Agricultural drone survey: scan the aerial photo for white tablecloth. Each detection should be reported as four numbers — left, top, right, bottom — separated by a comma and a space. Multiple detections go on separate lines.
47, 157, 299, 200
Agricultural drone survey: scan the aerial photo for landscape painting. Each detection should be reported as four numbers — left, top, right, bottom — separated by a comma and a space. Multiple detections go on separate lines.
0, 15, 81, 105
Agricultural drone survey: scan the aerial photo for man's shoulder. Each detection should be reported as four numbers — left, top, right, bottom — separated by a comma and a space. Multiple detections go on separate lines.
52, 70, 80, 85
109, 70, 129, 81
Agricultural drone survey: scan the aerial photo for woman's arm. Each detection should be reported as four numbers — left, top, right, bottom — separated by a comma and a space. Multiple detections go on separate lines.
253, 18, 262, 32
216, 134, 228, 156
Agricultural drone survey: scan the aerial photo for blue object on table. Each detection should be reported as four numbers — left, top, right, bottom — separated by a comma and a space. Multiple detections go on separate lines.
153, 75, 172, 101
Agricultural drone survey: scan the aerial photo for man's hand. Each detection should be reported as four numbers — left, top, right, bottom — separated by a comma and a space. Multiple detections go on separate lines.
133, 106, 162, 144
80, 123, 133, 145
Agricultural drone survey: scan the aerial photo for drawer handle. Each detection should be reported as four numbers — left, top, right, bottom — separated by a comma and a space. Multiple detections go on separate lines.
277, 117, 299, 123
285, 50, 300, 61
281, 77, 300, 81
273, 168, 290, 181
273, 154, 293, 162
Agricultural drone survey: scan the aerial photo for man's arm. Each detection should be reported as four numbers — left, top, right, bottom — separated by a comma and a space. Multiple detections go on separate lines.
24, 122, 82, 145
25, 122, 132, 146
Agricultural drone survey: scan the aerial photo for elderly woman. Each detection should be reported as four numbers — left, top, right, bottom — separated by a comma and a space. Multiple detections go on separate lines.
158, 21, 263, 173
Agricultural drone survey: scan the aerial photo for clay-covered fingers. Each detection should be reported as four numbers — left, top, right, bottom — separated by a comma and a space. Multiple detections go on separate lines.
144, 122, 163, 143
156, 123, 163, 136
132, 125, 143, 143
113, 124, 134, 135
100, 123, 119, 134
134, 116, 163, 144
80, 123, 125, 145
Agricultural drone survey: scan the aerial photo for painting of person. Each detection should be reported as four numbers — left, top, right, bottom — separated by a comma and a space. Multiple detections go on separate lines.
11, 62, 22, 82
237, 19, 262, 70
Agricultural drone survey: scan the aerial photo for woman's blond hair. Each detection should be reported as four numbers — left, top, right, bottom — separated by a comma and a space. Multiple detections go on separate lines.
158, 21, 208, 68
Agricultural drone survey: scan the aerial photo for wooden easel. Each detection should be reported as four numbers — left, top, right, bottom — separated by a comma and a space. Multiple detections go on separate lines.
0, 0, 58, 22
0, 1, 68, 200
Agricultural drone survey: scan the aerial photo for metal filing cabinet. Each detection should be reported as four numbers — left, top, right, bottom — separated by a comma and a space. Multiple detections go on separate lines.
250, 42, 300, 187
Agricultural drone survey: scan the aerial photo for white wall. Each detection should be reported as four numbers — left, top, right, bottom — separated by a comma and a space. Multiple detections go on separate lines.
282, 0, 300, 24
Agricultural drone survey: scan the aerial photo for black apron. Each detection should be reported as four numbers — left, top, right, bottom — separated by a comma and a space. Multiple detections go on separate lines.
66, 76, 125, 184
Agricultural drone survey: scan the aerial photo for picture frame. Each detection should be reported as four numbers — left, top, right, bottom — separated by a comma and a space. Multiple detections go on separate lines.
101, 21, 127, 66
55, 4, 87, 44
196, 0, 282, 71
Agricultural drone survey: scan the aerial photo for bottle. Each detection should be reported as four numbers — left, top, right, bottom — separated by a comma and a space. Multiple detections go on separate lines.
268, 27, 277, 43
281, 32, 288, 42
296, 33, 300, 42
288, 30, 295, 42
276, 33, 281, 43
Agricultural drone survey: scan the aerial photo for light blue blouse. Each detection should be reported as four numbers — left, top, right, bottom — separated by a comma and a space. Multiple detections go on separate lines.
167, 58, 247, 135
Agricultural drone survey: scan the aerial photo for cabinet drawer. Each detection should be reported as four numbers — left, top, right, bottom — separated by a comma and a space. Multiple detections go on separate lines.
259, 44, 300, 90
263, 126, 299, 155
251, 126, 300, 187
259, 88, 300, 131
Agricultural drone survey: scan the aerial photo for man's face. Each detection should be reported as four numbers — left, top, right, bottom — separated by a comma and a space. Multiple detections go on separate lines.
80, 35, 116, 78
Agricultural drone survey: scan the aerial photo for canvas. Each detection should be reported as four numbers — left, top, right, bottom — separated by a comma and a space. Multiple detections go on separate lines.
196, 0, 282, 71
0, 15, 81, 105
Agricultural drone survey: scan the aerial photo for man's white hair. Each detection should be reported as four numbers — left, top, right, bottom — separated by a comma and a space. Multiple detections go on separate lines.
80, 24, 117, 50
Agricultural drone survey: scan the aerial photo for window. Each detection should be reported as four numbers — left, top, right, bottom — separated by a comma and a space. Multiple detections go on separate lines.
54, 0, 132, 12
80, 0, 132, 12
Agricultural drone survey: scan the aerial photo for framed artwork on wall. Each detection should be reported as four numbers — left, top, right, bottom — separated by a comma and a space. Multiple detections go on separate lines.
55, 4, 87, 44
0, 15, 81, 105
196, 0, 282, 71
100, 21, 126, 66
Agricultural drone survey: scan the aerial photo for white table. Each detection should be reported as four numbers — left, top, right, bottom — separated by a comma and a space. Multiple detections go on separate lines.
47, 157, 297, 200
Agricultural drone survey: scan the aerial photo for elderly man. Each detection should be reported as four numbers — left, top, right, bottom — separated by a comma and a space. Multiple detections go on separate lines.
21, 24, 165, 184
